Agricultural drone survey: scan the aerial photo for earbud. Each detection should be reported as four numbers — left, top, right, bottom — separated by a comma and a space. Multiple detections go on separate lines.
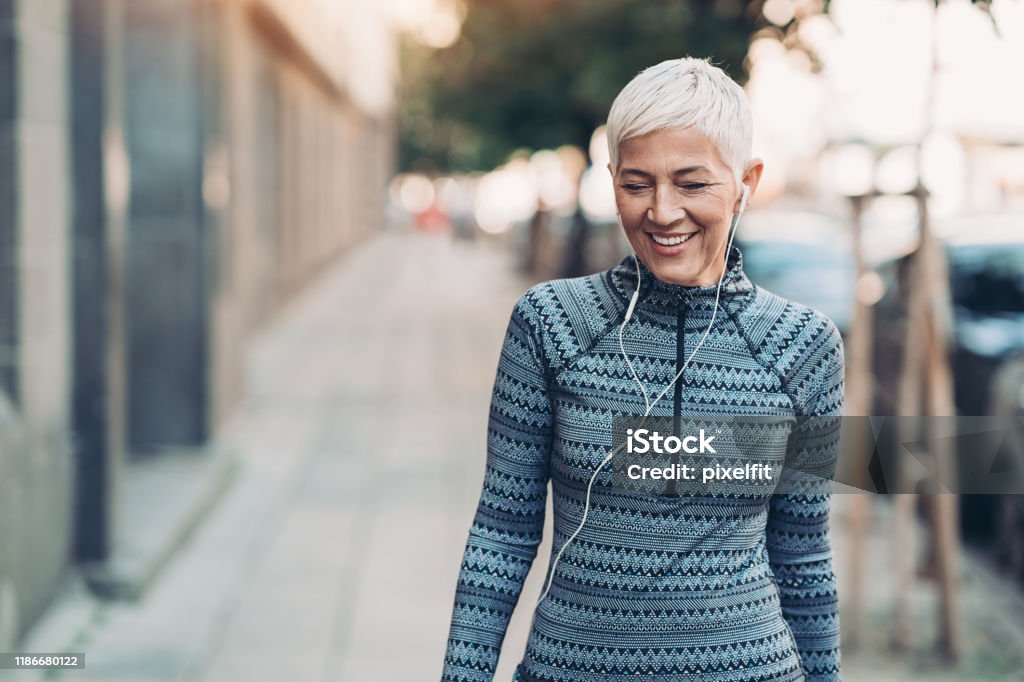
737, 183, 750, 215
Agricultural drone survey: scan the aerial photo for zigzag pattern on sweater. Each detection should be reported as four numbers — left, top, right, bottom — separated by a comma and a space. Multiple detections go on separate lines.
443, 247, 844, 681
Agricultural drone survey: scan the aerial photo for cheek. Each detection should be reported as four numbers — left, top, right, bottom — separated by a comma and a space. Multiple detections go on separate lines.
613, 198, 646, 225
689, 199, 733, 232
688, 193, 729, 218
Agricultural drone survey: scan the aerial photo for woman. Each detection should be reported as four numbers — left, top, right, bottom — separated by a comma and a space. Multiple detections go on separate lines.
442, 57, 843, 682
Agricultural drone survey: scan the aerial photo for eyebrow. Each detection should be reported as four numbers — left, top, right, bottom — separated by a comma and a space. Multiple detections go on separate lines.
619, 165, 712, 177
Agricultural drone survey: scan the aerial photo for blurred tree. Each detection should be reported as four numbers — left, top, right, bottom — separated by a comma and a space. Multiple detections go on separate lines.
399, 0, 996, 172
785, 0, 994, 664
760, 0, 995, 72
399, 0, 761, 172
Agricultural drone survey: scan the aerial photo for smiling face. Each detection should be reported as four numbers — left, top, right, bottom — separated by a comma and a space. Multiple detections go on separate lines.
610, 126, 762, 287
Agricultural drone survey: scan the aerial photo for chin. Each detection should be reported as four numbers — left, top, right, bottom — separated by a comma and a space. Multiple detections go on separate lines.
641, 252, 706, 285
649, 265, 702, 286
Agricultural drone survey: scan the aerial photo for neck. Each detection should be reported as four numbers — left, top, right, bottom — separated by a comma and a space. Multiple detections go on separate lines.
649, 251, 729, 288
612, 244, 753, 312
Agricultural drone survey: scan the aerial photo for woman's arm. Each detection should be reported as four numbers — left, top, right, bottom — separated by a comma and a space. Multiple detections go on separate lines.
767, 319, 844, 682
441, 293, 553, 682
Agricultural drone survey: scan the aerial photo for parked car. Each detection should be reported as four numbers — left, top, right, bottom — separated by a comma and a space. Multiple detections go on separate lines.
942, 216, 1024, 415
736, 208, 911, 336
943, 216, 1024, 570
736, 210, 857, 335
989, 353, 1024, 579
873, 214, 1024, 571
740, 208, 1024, 573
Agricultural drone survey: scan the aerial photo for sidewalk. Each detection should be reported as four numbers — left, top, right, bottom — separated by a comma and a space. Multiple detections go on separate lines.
831, 495, 1024, 680
5, 233, 1024, 681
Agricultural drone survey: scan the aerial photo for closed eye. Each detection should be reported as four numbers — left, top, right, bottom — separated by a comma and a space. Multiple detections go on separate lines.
620, 181, 713, 192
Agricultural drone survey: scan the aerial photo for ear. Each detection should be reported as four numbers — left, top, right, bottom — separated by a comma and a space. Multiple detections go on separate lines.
736, 158, 765, 213
607, 161, 613, 177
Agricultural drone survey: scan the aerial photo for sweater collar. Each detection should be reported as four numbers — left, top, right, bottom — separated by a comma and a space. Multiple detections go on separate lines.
608, 245, 754, 312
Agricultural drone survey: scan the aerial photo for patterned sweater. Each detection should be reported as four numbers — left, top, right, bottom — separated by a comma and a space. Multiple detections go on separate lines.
442, 246, 844, 681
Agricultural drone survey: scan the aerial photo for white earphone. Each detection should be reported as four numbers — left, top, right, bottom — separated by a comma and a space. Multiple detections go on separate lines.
535, 182, 751, 607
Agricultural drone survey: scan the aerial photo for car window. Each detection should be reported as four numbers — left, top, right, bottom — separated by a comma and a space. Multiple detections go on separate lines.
949, 245, 1024, 313
740, 241, 850, 278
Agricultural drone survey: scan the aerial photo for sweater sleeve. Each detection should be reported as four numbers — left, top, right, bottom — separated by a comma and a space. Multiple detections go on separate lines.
441, 292, 553, 682
766, 319, 844, 682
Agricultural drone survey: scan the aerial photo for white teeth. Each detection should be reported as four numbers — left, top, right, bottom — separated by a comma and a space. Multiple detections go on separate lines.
650, 232, 696, 246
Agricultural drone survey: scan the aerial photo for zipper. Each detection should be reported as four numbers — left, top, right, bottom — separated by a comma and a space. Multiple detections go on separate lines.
674, 301, 687, 426
667, 301, 687, 495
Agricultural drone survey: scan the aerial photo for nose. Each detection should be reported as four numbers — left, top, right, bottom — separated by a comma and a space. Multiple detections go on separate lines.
646, 186, 686, 226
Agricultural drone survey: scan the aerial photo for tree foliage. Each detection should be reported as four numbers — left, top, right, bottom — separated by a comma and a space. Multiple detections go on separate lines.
399, 0, 761, 172
398, 0, 997, 173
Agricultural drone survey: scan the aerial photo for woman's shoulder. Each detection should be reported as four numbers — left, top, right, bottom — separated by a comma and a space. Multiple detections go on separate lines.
739, 283, 843, 354
518, 269, 612, 312
510, 269, 624, 373
736, 284, 845, 409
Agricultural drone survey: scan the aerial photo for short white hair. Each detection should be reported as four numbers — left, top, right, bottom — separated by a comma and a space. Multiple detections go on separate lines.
606, 57, 752, 186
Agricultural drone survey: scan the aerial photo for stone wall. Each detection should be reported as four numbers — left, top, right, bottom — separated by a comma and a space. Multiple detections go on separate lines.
0, 0, 396, 645
0, 0, 75, 650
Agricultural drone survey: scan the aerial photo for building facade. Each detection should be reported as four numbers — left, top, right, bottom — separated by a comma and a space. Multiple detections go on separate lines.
0, 0, 396, 647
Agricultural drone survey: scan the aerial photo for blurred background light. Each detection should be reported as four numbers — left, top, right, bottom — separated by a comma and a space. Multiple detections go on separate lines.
856, 270, 886, 306
861, 194, 921, 261
590, 126, 611, 169
874, 146, 919, 196
528, 150, 576, 212
415, 2, 462, 49
796, 13, 837, 52
921, 132, 968, 217
433, 176, 459, 211
578, 165, 617, 223
824, 143, 876, 197
397, 173, 436, 214
763, 0, 797, 27
474, 160, 537, 234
